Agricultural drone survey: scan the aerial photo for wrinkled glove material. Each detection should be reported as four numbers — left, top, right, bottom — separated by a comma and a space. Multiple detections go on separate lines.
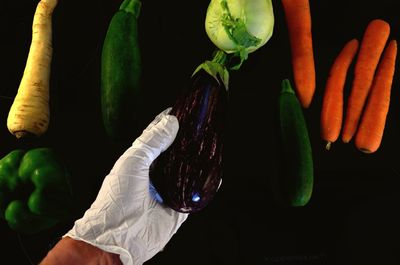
65, 109, 188, 265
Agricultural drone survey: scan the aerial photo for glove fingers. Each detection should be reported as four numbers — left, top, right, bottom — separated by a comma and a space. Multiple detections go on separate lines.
109, 110, 178, 193
131, 111, 179, 163
144, 107, 172, 132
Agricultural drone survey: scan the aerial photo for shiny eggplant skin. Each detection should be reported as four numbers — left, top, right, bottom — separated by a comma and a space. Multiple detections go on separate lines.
149, 70, 228, 213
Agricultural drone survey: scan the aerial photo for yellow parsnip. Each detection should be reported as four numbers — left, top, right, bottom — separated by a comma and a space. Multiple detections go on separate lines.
7, 0, 58, 138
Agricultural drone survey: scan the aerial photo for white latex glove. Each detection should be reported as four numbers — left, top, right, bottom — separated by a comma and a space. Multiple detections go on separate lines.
65, 108, 189, 265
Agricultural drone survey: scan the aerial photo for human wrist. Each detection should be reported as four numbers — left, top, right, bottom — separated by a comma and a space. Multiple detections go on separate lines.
40, 237, 122, 265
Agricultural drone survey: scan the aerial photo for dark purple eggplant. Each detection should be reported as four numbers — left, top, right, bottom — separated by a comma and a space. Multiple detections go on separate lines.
149, 52, 229, 213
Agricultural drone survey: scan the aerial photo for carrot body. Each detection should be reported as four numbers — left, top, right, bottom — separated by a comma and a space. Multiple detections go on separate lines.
341, 19, 390, 143
281, 0, 315, 108
7, 0, 58, 138
354, 40, 397, 153
321, 39, 359, 150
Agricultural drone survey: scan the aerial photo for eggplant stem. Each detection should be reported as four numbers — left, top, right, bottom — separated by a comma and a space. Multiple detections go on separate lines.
212, 50, 228, 67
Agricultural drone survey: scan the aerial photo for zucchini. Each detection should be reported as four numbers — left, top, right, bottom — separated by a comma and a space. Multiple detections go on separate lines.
101, 0, 142, 139
278, 79, 313, 206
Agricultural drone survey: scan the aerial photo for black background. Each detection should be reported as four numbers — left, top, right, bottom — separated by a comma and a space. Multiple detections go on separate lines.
1, 0, 400, 264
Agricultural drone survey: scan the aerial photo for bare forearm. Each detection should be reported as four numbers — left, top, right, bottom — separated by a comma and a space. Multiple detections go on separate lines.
40, 237, 122, 265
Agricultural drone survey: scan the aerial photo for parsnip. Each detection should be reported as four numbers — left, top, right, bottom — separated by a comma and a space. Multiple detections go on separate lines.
7, 0, 58, 138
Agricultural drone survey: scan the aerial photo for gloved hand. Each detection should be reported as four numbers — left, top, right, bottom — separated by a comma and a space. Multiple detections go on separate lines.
65, 108, 189, 265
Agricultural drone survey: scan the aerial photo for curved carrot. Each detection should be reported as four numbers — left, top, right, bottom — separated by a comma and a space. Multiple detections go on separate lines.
341, 19, 390, 143
354, 40, 397, 153
321, 39, 359, 150
281, 0, 315, 108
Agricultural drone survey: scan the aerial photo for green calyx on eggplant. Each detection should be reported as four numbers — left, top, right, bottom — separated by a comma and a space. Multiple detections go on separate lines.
149, 50, 229, 213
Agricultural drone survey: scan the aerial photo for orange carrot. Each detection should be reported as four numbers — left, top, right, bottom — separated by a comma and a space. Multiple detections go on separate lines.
281, 0, 315, 108
341, 19, 390, 143
354, 40, 397, 153
321, 39, 359, 150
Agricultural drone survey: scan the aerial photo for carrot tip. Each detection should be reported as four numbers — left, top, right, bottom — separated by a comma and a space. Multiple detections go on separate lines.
325, 142, 332, 150
342, 138, 350, 144
358, 147, 374, 154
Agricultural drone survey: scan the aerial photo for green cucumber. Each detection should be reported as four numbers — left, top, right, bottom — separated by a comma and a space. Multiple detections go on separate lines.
101, 0, 142, 139
278, 79, 313, 206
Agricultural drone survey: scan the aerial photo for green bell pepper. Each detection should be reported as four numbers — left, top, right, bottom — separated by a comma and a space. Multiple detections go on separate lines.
0, 147, 73, 234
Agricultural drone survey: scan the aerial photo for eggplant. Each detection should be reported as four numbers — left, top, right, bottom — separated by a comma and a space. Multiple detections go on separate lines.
149, 53, 229, 213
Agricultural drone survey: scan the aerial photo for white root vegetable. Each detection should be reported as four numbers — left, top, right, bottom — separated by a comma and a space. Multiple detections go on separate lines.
7, 0, 58, 138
